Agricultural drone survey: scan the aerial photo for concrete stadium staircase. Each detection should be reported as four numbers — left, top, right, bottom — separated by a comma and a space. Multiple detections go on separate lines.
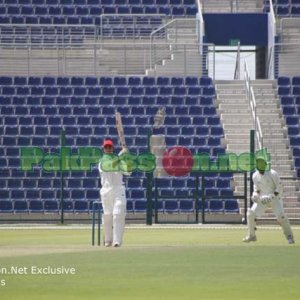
252, 80, 300, 219
215, 80, 252, 217
217, 79, 300, 220
146, 20, 203, 76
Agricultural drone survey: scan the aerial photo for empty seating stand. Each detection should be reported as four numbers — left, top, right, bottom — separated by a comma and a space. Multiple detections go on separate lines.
0, 76, 238, 215
278, 76, 300, 177
0, 0, 198, 26
264, 0, 300, 16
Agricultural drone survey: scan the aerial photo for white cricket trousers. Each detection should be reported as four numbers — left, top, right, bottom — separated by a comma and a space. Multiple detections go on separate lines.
100, 186, 126, 245
247, 196, 293, 240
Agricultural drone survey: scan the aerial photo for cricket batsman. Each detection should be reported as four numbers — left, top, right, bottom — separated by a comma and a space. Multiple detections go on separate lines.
243, 156, 295, 244
98, 139, 129, 247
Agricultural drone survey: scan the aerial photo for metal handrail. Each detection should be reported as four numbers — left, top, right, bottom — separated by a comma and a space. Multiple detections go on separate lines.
197, 0, 205, 53
267, 46, 274, 79
269, 0, 276, 26
149, 18, 199, 71
234, 42, 241, 80
266, 0, 276, 79
244, 61, 263, 150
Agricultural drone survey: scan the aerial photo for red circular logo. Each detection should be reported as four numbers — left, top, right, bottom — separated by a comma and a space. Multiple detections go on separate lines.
162, 146, 194, 177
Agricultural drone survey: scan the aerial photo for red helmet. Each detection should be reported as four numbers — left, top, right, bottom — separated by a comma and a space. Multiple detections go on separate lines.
103, 139, 114, 148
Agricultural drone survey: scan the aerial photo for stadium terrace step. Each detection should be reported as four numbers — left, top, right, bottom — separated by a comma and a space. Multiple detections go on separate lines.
216, 98, 248, 104
201, 0, 263, 13
251, 79, 277, 85
224, 130, 253, 136
215, 83, 245, 89
217, 94, 248, 100
219, 108, 251, 114
217, 90, 246, 95
218, 104, 249, 110
225, 134, 251, 141
226, 145, 251, 152
220, 115, 252, 122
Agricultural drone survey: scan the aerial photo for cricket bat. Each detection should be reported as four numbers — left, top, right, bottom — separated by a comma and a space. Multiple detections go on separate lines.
115, 111, 126, 149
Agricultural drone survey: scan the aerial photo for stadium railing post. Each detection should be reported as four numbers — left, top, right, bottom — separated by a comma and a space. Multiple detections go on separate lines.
195, 173, 200, 224
60, 129, 66, 225
146, 128, 153, 225
201, 175, 206, 224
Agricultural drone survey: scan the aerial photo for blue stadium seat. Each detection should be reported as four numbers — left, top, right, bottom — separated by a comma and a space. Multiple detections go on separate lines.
76, 6, 89, 15
200, 77, 213, 86
206, 188, 219, 197
207, 137, 221, 146
293, 87, 300, 95
113, 77, 126, 86
288, 127, 299, 136
157, 76, 170, 86
186, 5, 198, 15
220, 189, 234, 197
0, 16, 10, 24
126, 200, 134, 213
216, 179, 230, 189
145, 6, 158, 14
285, 116, 299, 126
134, 200, 146, 212
74, 200, 88, 212
29, 200, 44, 212
7, 6, 20, 14
0, 200, 13, 213
63, 200, 74, 213
131, 6, 144, 13
117, 5, 130, 14
46, 0, 59, 4
291, 5, 300, 15
281, 96, 294, 106
203, 86, 215, 95
172, 6, 185, 15
35, 6, 48, 15
164, 200, 179, 213
290, 137, 300, 146
44, 200, 59, 212
0, 7, 6, 14
294, 158, 300, 168
179, 200, 194, 212
171, 77, 184, 86
283, 106, 296, 115
14, 200, 29, 213
209, 200, 224, 212
278, 76, 290, 86
277, 5, 290, 15
159, 87, 172, 96
143, 77, 155, 86
207, 116, 220, 126
224, 200, 239, 213
90, 6, 102, 15
198, 200, 208, 212
178, 136, 192, 146
185, 77, 198, 86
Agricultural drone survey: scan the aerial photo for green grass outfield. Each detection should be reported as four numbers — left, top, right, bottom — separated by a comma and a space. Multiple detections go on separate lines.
0, 226, 300, 300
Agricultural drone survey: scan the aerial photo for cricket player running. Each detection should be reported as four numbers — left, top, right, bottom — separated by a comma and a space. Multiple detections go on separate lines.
243, 157, 295, 244
98, 139, 129, 247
